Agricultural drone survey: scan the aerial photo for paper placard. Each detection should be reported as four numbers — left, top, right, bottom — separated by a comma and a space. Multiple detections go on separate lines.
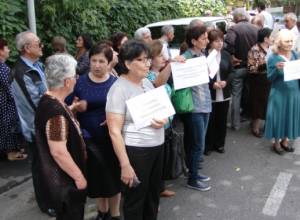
284, 59, 300, 81
126, 86, 175, 130
171, 56, 209, 90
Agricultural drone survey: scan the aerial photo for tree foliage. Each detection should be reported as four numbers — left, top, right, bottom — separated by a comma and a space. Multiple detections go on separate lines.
1, 0, 226, 62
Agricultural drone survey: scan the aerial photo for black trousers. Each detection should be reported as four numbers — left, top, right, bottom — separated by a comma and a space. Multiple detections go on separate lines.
123, 145, 163, 220
178, 114, 192, 169
56, 202, 85, 220
205, 101, 229, 151
27, 140, 50, 212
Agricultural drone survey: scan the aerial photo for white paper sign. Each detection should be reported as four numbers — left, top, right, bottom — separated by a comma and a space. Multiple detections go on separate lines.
206, 49, 220, 79
171, 56, 209, 90
126, 86, 175, 130
284, 59, 300, 81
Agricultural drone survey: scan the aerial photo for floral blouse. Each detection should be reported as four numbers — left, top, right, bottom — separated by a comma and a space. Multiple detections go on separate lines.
247, 44, 268, 74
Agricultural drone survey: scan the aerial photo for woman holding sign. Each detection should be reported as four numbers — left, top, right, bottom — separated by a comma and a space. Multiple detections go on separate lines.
106, 40, 167, 220
265, 29, 300, 155
181, 25, 212, 191
204, 29, 232, 155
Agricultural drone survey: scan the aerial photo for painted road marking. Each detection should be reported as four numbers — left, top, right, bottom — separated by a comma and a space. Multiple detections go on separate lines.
262, 172, 292, 217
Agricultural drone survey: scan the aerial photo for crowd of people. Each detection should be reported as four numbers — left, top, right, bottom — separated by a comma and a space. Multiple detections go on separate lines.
1, 3, 300, 220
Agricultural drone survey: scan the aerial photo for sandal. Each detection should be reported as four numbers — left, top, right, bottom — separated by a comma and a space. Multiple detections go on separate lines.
7, 151, 28, 161
272, 143, 285, 155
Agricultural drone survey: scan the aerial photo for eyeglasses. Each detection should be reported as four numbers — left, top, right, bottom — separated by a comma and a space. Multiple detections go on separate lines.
27, 42, 43, 49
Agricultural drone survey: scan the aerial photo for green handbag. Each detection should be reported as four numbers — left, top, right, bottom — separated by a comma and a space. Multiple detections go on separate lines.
171, 88, 194, 113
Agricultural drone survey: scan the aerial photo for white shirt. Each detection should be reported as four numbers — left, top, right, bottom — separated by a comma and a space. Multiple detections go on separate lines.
260, 11, 274, 29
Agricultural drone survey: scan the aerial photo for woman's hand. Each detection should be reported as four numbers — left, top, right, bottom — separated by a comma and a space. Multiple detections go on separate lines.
75, 176, 87, 190
70, 97, 87, 112
276, 62, 284, 70
213, 82, 222, 89
173, 55, 186, 63
151, 118, 167, 129
121, 163, 136, 187
219, 81, 227, 88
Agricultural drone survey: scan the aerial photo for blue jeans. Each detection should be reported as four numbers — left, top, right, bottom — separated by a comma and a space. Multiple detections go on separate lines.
189, 113, 210, 180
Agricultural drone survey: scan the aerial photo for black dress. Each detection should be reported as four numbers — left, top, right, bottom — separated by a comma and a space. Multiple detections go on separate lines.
35, 94, 87, 219
0, 62, 22, 153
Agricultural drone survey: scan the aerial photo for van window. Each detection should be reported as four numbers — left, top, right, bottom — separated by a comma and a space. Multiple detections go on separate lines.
215, 21, 227, 34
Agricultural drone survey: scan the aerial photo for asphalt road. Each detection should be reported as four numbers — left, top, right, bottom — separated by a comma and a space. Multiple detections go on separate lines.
1, 122, 300, 220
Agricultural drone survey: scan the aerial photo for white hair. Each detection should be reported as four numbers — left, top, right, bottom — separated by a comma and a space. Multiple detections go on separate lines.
232, 8, 249, 22
161, 25, 174, 36
284, 13, 297, 22
272, 29, 294, 54
45, 54, 77, 89
134, 27, 151, 41
15, 31, 35, 52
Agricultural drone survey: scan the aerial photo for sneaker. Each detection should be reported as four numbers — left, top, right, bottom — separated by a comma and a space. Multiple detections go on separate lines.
187, 180, 211, 191
196, 174, 211, 182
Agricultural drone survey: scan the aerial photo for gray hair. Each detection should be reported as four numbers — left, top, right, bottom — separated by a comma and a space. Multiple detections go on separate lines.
134, 27, 151, 41
45, 54, 77, 89
284, 12, 297, 22
161, 25, 174, 36
15, 31, 35, 52
189, 19, 204, 28
232, 8, 249, 22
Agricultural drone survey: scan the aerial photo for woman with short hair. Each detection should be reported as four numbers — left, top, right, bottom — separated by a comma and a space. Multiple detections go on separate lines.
106, 40, 167, 220
265, 29, 300, 155
35, 54, 87, 220
71, 44, 121, 220
247, 28, 272, 138
205, 29, 232, 155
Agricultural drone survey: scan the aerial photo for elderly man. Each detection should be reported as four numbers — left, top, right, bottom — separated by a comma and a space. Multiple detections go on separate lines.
159, 25, 175, 61
10, 31, 55, 217
284, 12, 300, 50
134, 27, 152, 43
224, 8, 258, 130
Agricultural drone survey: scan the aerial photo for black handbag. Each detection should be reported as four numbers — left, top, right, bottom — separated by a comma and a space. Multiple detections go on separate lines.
162, 125, 187, 180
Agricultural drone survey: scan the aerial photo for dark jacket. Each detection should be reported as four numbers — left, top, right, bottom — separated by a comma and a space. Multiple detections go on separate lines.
208, 50, 232, 101
224, 20, 258, 68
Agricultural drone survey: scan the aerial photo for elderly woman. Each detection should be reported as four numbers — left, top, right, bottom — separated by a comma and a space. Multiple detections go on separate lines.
75, 33, 93, 75
0, 38, 26, 160
180, 25, 212, 191
134, 27, 152, 43
35, 54, 87, 220
247, 28, 272, 138
106, 40, 166, 220
205, 29, 232, 155
265, 29, 300, 155
71, 44, 121, 220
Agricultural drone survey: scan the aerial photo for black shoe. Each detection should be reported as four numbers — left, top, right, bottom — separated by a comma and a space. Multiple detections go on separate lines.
44, 208, 56, 218
280, 141, 295, 152
215, 147, 225, 153
95, 211, 111, 220
204, 150, 212, 156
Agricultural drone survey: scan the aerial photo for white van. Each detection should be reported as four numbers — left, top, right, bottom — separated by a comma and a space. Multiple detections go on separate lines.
145, 16, 229, 57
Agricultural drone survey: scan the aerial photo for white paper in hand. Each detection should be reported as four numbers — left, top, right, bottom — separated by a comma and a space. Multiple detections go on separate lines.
171, 56, 209, 90
206, 49, 220, 79
283, 59, 300, 81
126, 86, 175, 130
